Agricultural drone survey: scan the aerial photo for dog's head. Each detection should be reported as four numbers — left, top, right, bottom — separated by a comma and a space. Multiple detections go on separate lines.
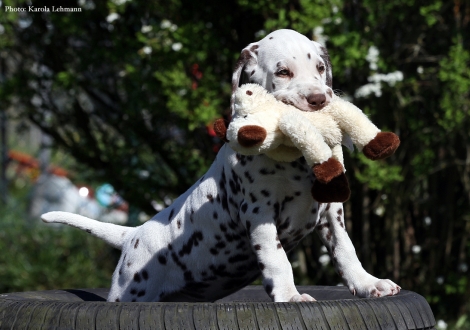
232, 29, 333, 114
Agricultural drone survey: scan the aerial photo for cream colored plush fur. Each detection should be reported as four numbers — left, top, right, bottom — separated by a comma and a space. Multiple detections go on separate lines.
226, 84, 381, 168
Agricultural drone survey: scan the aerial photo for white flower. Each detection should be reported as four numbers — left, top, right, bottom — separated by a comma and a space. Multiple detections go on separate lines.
417, 66, 424, 74
375, 206, 385, 216
459, 263, 468, 272
319, 254, 331, 266
355, 82, 382, 98
313, 26, 328, 45
412, 245, 421, 254
172, 42, 182, 51
0, 24, 5, 35
255, 30, 266, 39
112, 0, 130, 5
160, 20, 172, 29
436, 276, 444, 285
106, 13, 120, 23
436, 319, 447, 329
141, 25, 153, 33
142, 46, 152, 54
366, 46, 379, 70
424, 216, 431, 226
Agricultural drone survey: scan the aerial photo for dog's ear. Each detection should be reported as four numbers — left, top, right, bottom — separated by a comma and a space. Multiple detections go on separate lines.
231, 43, 259, 115
313, 41, 333, 88
231, 43, 259, 94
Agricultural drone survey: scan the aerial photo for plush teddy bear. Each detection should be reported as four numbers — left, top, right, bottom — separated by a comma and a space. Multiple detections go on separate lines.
214, 84, 400, 203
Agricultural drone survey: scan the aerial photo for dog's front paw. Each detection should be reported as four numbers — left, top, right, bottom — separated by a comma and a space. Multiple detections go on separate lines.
289, 293, 316, 302
363, 132, 400, 160
350, 277, 401, 298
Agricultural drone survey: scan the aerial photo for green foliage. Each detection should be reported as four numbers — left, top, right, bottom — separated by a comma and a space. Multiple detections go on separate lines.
354, 154, 403, 191
0, 201, 116, 293
438, 38, 470, 132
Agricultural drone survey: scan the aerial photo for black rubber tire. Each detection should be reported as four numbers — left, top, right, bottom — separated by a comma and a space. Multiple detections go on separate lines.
0, 286, 435, 329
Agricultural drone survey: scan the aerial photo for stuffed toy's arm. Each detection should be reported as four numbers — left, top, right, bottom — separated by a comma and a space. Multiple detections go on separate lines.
327, 96, 400, 160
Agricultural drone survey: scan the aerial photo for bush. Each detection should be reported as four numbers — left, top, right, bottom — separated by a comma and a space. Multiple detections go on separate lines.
0, 200, 117, 293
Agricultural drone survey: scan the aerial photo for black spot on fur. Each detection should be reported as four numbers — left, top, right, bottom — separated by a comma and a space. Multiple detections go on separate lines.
293, 175, 301, 181
241, 203, 248, 213
254, 244, 261, 250
220, 224, 227, 232
258, 262, 265, 270
338, 208, 343, 215
246, 221, 251, 232
250, 193, 258, 203
142, 270, 149, 280
265, 284, 273, 295
213, 211, 218, 219
307, 53, 311, 59
190, 209, 195, 223
229, 254, 250, 263
207, 194, 214, 203
158, 255, 167, 265
179, 231, 204, 257
305, 222, 315, 230
137, 290, 146, 297
260, 168, 276, 175
171, 252, 187, 271
251, 70, 256, 76
134, 272, 141, 283
86, 229, 92, 234
261, 190, 270, 197
272, 83, 276, 90
275, 164, 286, 170
252, 207, 259, 214
130, 288, 137, 295
177, 220, 181, 229
277, 243, 282, 249
244, 171, 254, 183
168, 209, 175, 222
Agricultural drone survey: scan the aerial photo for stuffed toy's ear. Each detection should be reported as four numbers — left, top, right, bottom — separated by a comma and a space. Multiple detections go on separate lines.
363, 132, 400, 160
214, 118, 229, 142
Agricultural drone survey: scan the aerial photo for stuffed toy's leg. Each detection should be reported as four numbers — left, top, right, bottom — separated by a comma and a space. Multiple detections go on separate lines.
278, 111, 350, 203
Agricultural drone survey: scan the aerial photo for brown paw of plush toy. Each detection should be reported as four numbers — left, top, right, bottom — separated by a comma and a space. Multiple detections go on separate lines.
312, 173, 351, 203
312, 157, 344, 184
362, 132, 400, 161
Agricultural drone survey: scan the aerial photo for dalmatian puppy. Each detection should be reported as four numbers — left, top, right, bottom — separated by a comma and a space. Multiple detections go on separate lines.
42, 29, 400, 302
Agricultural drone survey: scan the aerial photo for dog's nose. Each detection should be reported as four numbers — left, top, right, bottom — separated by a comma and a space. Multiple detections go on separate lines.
307, 93, 327, 110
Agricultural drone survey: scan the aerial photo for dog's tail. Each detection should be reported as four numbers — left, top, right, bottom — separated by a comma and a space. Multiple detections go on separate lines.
41, 211, 136, 250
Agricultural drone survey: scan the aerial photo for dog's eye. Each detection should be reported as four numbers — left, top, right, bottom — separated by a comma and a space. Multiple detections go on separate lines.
276, 69, 290, 77
317, 65, 325, 74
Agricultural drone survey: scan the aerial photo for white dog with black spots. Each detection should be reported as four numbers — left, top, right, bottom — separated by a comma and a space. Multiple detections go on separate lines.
42, 29, 400, 302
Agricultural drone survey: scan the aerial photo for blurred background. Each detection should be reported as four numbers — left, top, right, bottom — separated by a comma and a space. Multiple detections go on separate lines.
0, 0, 469, 328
